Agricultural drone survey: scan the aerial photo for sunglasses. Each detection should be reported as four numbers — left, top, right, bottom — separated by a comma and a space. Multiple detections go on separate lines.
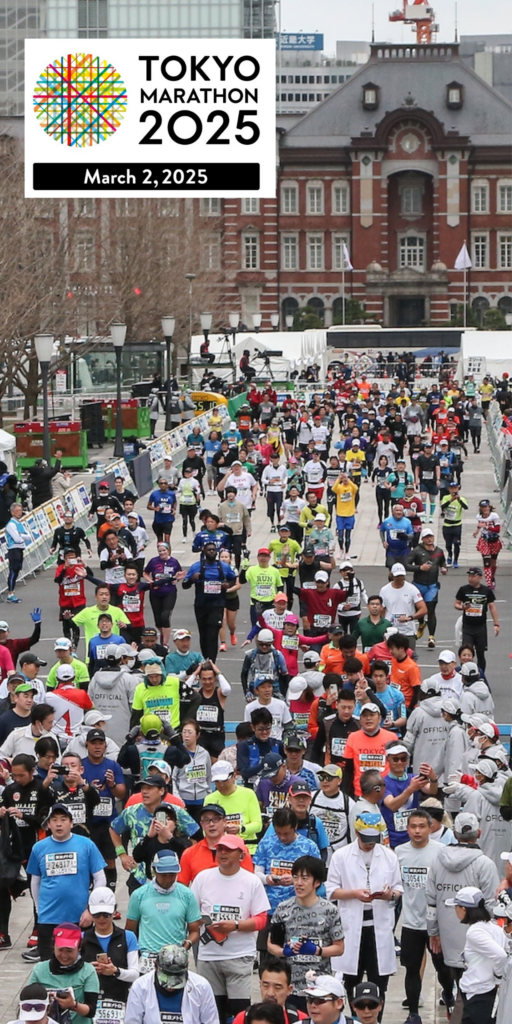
370, 784, 383, 792
389, 754, 408, 762
21, 1004, 48, 1014
354, 1002, 379, 1010
306, 996, 334, 1006
91, 911, 113, 918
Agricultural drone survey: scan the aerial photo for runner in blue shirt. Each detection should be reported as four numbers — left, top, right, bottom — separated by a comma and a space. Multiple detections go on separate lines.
27, 803, 106, 961
253, 806, 323, 913
82, 728, 126, 897
147, 479, 176, 545
380, 504, 414, 567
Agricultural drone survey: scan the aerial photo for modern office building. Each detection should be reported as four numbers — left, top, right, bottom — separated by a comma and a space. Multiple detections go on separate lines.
277, 38, 370, 115
460, 34, 512, 103
0, 0, 275, 115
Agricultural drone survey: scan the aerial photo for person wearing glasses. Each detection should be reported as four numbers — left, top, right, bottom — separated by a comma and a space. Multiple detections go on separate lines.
82, 886, 139, 1019
302, 974, 356, 1024
8, 984, 60, 1024
349, 982, 384, 1024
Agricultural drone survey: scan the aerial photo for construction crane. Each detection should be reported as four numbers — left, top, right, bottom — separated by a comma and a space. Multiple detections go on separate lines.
389, 2, 438, 44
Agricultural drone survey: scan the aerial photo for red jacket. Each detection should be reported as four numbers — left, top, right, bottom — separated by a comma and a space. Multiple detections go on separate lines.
55, 564, 87, 609
266, 625, 328, 676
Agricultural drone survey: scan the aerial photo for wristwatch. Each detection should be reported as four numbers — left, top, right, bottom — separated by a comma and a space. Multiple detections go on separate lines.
234, 922, 239, 931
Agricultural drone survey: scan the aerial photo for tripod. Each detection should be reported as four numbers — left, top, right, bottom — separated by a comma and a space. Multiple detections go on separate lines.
254, 353, 275, 381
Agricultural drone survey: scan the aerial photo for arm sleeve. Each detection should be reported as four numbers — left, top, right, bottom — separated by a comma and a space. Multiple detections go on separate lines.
117, 946, 140, 985
92, 869, 107, 888
217, 674, 231, 696
30, 874, 41, 910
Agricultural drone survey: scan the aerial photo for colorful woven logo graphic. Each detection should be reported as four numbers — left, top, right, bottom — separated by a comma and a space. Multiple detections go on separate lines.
33, 53, 127, 147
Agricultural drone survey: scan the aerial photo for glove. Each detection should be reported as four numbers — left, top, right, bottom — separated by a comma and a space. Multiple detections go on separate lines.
159, 719, 177, 741
241, 556, 250, 571
282, 944, 295, 958
298, 939, 318, 956
31, 607, 42, 623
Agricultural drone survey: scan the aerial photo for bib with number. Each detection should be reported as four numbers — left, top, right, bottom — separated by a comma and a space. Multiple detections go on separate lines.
94, 999, 125, 1024
95, 796, 114, 818
270, 859, 294, 878
123, 594, 141, 612
63, 581, 81, 596
313, 614, 331, 627
139, 951, 157, 974
256, 585, 272, 598
204, 581, 221, 595
196, 705, 219, 724
330, 737, 347, 757
303, 581, 316, 589
393, 808, 412, 832
402, 865, 428, 889
282, 634, 299, 650
45, 851, 78, 876
422, 471, 433, 480
185, 763, 207, 780
359, 752, 386, 770
68, 802, 86, 825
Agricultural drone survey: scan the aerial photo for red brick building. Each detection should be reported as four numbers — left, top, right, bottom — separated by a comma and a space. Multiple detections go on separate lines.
213, 42, 512, 329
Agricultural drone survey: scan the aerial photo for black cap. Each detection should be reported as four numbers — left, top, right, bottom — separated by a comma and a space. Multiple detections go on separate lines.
49, 803, 73, 820
86, 728, 106, 742
284, 731, 307, 751
139, 774, 168, 789
19, 652, 47, 667
303, 545, 316, 556
141, 627, 158, 637
289, 780, 312, 795
225, 486, 237, 495
352, 982, 382, 1007
200, 803, 226, 818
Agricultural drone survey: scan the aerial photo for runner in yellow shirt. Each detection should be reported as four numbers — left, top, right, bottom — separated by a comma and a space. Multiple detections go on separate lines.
331, 472, 359, 557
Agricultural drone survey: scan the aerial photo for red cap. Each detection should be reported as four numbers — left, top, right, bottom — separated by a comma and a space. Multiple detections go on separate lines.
258, 548, 271, 556
214, 835, 246, 851
53, 923, 82, 948
99, 481, 110, 489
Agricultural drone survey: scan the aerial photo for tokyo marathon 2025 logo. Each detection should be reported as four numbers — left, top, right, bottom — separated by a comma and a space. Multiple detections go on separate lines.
33, 53, 127, 147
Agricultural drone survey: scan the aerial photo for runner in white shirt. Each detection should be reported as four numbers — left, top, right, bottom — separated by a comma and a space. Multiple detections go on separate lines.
244, 679, 292, 740
220, 463, 257, 509
191, 834, 270, 1018
379, 574, 425, 639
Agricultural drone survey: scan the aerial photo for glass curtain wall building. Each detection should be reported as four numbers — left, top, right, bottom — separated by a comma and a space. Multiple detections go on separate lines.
0, 0, 275, 114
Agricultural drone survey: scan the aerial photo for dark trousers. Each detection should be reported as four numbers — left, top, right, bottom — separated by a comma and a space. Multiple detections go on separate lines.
230, 534, 243, 569
469, 427, 481, 452
38, 922, 62, 961
283, 573, 295, 609
461, 989, 497, 1024
194, 603, 224, 661
400, 926, 454, 1015
443, 524, 462, 561
62, 612, 81, 648
180, 505, 197, 538
7, 547, 23, 592
287, 522, 303, 544
343, 925, 390, 1013
376, 488, 390, 523
266, 491, 283, 524
462, 628, 488, 671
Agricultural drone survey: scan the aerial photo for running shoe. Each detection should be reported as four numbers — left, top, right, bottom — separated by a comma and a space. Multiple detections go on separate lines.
428, 636, 436, 649
453, 561, 459, 568
0, 934, 12, 949
27, 931, 38, 948
230, 634, 237, 646
446, 556, 452, 566
21, 949, 40, 962
219, 643, 227, 652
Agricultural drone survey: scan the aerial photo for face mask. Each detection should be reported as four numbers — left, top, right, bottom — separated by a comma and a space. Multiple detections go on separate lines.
126, 658, 136, 669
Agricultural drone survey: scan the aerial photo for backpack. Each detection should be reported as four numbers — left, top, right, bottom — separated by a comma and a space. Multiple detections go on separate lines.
0, 812, 24, 887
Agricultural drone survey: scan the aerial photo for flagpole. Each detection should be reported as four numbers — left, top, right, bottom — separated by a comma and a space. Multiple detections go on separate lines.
463, 238, 467, 328
342, 260, 345, 326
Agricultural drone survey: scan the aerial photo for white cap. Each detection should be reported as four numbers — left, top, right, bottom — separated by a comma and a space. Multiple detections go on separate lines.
339, 560, 353, 570
420, 527, 434, 538
441, 698, 461, 715
84, 709, 112, 725
438, 650, 456, 663
89, 886, 116, 914
500, 851, 512, 864
420, 677, 441, 694
211, 760, 235, 782
54, 637, 72, 650
314, 570, 329, 582
384, 626, 399, 640
56, 664, 75, 682
460, 662, 479, 677
313, 512, 326, 522
18, 1000, 49, 1021
454, 811, 480, 834
303, 650, 321, 665
385, 743, 409, 756
475, 758, 499, 779
445, 886, 484, 908
360, 703, 381, 715
461, 712, 487, 725
474, 721, 496, 739
391, 563, 406, 576
230, 421, 237, 429
257, 629, 274, 644
304, 974, 346, 1000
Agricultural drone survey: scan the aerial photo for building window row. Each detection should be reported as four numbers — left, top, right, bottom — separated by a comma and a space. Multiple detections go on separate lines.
471, 180, 512, 214
280, 181, 350, 216
471, 232, 512, 270
278, 74, 347, 85
279, 92, 330, 102
274, 232, 351, 272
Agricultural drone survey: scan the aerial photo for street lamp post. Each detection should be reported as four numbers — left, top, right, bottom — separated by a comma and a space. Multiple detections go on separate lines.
252, 312, 262, 334
34, 332, 54, 464
270, 313, 279, 331
229, 311, 240, 349
285, 314, 294, 330
185, 273, 197, 343
161, 315, 175, 431
111, 322, 127, 458
200, 311, 213, 342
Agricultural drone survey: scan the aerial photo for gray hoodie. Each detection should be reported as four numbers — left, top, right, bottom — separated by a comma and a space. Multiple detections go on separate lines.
449, 777, 512, 873
172, 744, 212, 803
88, 668, 140, 746
460, 679, 495, 719
426, 843, 499, 967
403, 696, 449, 775
441, 721, 469, 813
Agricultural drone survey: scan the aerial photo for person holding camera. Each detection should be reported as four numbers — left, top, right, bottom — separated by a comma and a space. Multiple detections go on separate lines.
29, 923, 99, 1024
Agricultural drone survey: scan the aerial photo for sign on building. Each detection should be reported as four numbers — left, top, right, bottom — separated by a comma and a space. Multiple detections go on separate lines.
278, 33, 324, 51
25, 39, 276, 199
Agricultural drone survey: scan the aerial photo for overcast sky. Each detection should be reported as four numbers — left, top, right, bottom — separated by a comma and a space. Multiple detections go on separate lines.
280, 0, 511, 52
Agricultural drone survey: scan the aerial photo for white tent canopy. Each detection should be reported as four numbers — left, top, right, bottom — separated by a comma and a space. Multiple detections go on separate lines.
459, 331, 512, 380
0, 428, 16, 472
190, 329, 328, 382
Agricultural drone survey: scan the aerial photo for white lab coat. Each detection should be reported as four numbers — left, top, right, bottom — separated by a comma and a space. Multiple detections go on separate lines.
326, 841, 403, 976
125, 968, 219, 1024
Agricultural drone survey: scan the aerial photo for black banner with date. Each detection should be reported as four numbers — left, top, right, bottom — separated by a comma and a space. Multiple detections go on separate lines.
33, 163, 260, 191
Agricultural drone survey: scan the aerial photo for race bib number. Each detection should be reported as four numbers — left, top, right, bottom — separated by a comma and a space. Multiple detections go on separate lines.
63, 582, 81, 596
270, 859, 294, 878
204, 581, 222, 595
109, 567, 125, 583
422, 471, 433, 480
226, 512, 240, 523
330, 737, 346, 757
139, 951, 157, 974
303, 581, 316, 589
225, 813, 242, 826
403, 866, 428, 889
316, 808, 343, 842
444, 505, 458, 522
45, 851, 78, 876
388, 530, 398, 541
185, 763, 207, 781
94, 644, 109, 661
340, 491, 351, 502
282, 635, 299, 650
211, 904, 240, 922
359, 752, 386, 770
466, 603, 483, 617
159, 501, 173, 515
196, 705, 219, 724
123, 594, 141, 612
94, 1000, 125, 1024
270, 716, 283, 739
292, 712, 310, 729
160, 1015, 183, 1023
95, 797, 114, 818
393, 808, 412, 832
68, 802, 86, 825
344, 594, 359, 608
256, 585, 272, 598
313, 614, 332, 627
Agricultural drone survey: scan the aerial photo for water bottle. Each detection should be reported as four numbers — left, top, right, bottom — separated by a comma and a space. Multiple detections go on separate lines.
95, 461, 103, 483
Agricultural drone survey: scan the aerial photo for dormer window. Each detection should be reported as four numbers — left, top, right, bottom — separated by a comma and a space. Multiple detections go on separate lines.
362, 83, 379, 110
446, 82, 463, 109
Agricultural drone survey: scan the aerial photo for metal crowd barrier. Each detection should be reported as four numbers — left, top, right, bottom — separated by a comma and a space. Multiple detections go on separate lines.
486, 401, 512, 549
0, 404, 230, 596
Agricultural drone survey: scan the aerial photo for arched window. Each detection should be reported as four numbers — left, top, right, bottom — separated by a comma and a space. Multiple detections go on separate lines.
282, 296, 299, 322
472, 295, 490, 327
308, 296, 325, 322
498, 295, 512, 314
